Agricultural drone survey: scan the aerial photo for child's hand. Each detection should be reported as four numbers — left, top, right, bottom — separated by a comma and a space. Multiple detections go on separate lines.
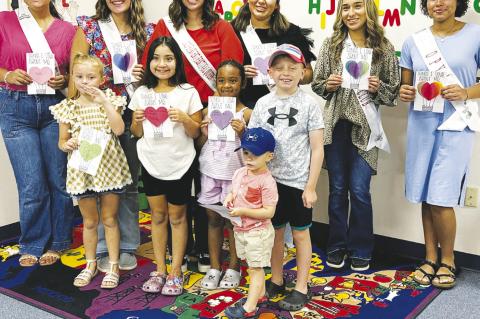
229, 207, 243, 217
47, 74, 66, 90
200, 117, 211, 136
62, 137, 79, 152
223, 193, 234, 209
132, 64, 145, 81
168, 108, 189, 123
83, 86, 108, 105
133, 109, 145, 123
368, 76, 380, 93
302, 186, 317, 209
230, 119, 245, 136
399, 84, 416, 102
244, 65, 258, 79
326, 74, 342, 92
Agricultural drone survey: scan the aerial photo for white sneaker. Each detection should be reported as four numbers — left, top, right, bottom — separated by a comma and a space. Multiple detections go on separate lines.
201, 268, 222, 290
219, 268, 241, 289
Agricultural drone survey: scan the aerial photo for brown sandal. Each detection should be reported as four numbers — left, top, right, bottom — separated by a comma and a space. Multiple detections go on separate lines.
39, 251, 61, 266
19, 254, 38, 267
432, 263, 457, 290
413, 259, 437, 286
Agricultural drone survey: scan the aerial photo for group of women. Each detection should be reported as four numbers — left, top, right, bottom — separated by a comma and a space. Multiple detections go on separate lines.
0, 0, 479, 291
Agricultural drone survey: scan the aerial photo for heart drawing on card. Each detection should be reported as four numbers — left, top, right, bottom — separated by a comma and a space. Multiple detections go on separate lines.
29, 67, 53, 84
145, 106, 169, 127
211, 110, 233, 130
113, 52, 135, 72
417, 81, 443, 101
345, 60, 370, 79
79, 140, 102, 162
253, 57, 269, 75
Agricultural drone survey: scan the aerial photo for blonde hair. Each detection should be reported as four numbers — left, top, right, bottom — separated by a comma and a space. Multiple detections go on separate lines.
330, 0, 389, 62
71, 53, 105, 98
93, 0, 148, 52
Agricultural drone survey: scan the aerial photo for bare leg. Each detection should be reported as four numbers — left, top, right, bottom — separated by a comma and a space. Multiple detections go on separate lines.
168, 202, 188, 277
414, 203, 439, 282
431, 204, 456, 284
148, 195, 169, 275
206, 209, 225, 270
243, 267, 264, 312
270, 227, 285, 286
292, 228, 311, 294
77, 197, 99, 281
100, 194, 120, 276
225, 223, 239, 270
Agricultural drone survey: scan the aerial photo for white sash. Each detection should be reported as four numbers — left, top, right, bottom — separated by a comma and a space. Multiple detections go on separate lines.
343, 37, 390, 152
164, 16, 216, 91
412, 28, 480, 132
98, 16, 136, 97
16, 5, 52, 53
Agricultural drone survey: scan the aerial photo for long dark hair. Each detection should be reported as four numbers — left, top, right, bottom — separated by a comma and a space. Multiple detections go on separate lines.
168, 0, 219, 31
143, 37, 187, 89
231, 0, 290, 36
93, 0, 148, 51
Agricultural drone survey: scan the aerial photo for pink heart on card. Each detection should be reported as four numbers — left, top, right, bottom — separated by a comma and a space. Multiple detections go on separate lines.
29, 67, 53, 84
144, 106, 169, 127
253, 57, 269, 75
211, 110, 233, 130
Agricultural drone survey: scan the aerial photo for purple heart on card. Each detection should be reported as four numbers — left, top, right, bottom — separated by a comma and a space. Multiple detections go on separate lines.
345, 60, 369, 79
253, 57, 269, 75
211, 110, 233, 130
113, 52, 134, 72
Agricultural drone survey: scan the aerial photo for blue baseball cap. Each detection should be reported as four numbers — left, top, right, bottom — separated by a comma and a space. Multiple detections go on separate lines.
236, 127, 275, 156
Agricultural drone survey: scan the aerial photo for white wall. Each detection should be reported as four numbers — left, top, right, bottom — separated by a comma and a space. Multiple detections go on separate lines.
1, 0, 479, 257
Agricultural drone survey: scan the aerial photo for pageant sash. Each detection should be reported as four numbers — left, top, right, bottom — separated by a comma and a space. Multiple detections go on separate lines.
412, 28, 480, 132
164, 16, 216, 91
343, 37, 390, 152
240, 24, 276, 87
98, 15, 136, 97
16, 4, 52, 53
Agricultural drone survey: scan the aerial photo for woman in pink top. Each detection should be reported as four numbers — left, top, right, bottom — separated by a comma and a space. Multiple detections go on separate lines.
0, 0, 75, 267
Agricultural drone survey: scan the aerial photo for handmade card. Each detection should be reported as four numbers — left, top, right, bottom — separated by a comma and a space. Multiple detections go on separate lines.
68, 126, 110, 176
414, 71, 445, 113
341, 47, 373, 90
199, 203, 241, 226
141, 91, 173, 139
208, 96, 236, 141
27, 52, 55, 95
112, 40, 138, 85
251, 43, 277, 86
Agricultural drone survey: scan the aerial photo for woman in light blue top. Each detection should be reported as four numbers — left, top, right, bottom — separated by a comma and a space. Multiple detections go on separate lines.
399, 0, 480, 289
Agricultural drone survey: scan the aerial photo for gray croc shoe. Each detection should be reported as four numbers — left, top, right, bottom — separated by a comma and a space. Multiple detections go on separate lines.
201, 268, 222, 290
219, 269, 241, 289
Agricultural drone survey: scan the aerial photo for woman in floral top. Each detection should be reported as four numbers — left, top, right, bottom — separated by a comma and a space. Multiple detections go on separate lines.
68, 0, 155, 272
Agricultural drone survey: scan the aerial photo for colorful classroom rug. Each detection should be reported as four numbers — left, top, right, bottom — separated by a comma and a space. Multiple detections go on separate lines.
0, 212, 441, 319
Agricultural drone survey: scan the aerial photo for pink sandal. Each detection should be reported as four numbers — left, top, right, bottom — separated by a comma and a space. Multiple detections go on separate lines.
161, 274, 184, 296
142, 271, 167, 293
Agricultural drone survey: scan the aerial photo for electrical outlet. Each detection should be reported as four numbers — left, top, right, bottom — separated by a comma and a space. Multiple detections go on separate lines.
465, 187, 479, 208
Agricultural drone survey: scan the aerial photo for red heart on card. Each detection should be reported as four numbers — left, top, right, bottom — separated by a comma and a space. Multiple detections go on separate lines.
417, 81, 442, 101
144, 106, 168, 127
29, 67, 53, 84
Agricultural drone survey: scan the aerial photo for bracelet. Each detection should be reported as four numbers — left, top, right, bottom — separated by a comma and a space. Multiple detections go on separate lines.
465, 89, 469, 101
3, 71, 12, 84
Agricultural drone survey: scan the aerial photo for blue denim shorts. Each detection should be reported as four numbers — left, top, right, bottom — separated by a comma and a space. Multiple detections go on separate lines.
74, 188, 126, 200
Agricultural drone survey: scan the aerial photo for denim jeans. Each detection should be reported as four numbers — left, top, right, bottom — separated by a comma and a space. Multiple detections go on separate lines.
325, 120, 374, 260
96, 122, 140, 256
0, 88, 74, 257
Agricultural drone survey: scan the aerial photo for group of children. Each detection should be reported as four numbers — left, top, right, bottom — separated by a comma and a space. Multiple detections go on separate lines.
51, 35, 323, 316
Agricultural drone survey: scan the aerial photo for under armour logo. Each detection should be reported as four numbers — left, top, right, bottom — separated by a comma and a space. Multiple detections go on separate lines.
245, 134, 258, 141
267, 107, 298, 127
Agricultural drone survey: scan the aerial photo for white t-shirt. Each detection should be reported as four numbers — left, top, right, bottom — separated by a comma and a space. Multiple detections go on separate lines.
128, 84, 203, 180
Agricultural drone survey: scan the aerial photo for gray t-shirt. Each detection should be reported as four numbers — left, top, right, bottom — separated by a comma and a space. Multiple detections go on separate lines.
249, 88, 324, 190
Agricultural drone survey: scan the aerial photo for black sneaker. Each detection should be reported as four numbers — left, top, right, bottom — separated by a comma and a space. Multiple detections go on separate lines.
265, 280, 286, 298
278, 288, 312, 311
326, 250, 347, 269
198, 253, 211, 273
350, 257, 370, 271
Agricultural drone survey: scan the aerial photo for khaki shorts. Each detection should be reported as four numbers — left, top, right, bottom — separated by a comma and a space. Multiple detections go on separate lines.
234, 224, 275, 268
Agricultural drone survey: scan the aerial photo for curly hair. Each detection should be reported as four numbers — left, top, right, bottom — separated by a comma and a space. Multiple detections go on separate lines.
420, 0, 470, 17
231, 0, 290, 36
169, 0, 219, 31
330, 0, 390, 62
217, 59, 247, 88
93, 0, 148, 52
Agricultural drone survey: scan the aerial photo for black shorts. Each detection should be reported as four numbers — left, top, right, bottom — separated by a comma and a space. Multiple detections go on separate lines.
272, 182, 312, 230
141, 164, 194, 205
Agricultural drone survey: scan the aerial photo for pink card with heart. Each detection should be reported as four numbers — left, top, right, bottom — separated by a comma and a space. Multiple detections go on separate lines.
341, 46, 372, 90
414, 71, 446, 113
141, 91, 173, 138
112, 40, 138, 85
251, 43, 277, 86
27, 52, 55, 95
207, 96, 236, 141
